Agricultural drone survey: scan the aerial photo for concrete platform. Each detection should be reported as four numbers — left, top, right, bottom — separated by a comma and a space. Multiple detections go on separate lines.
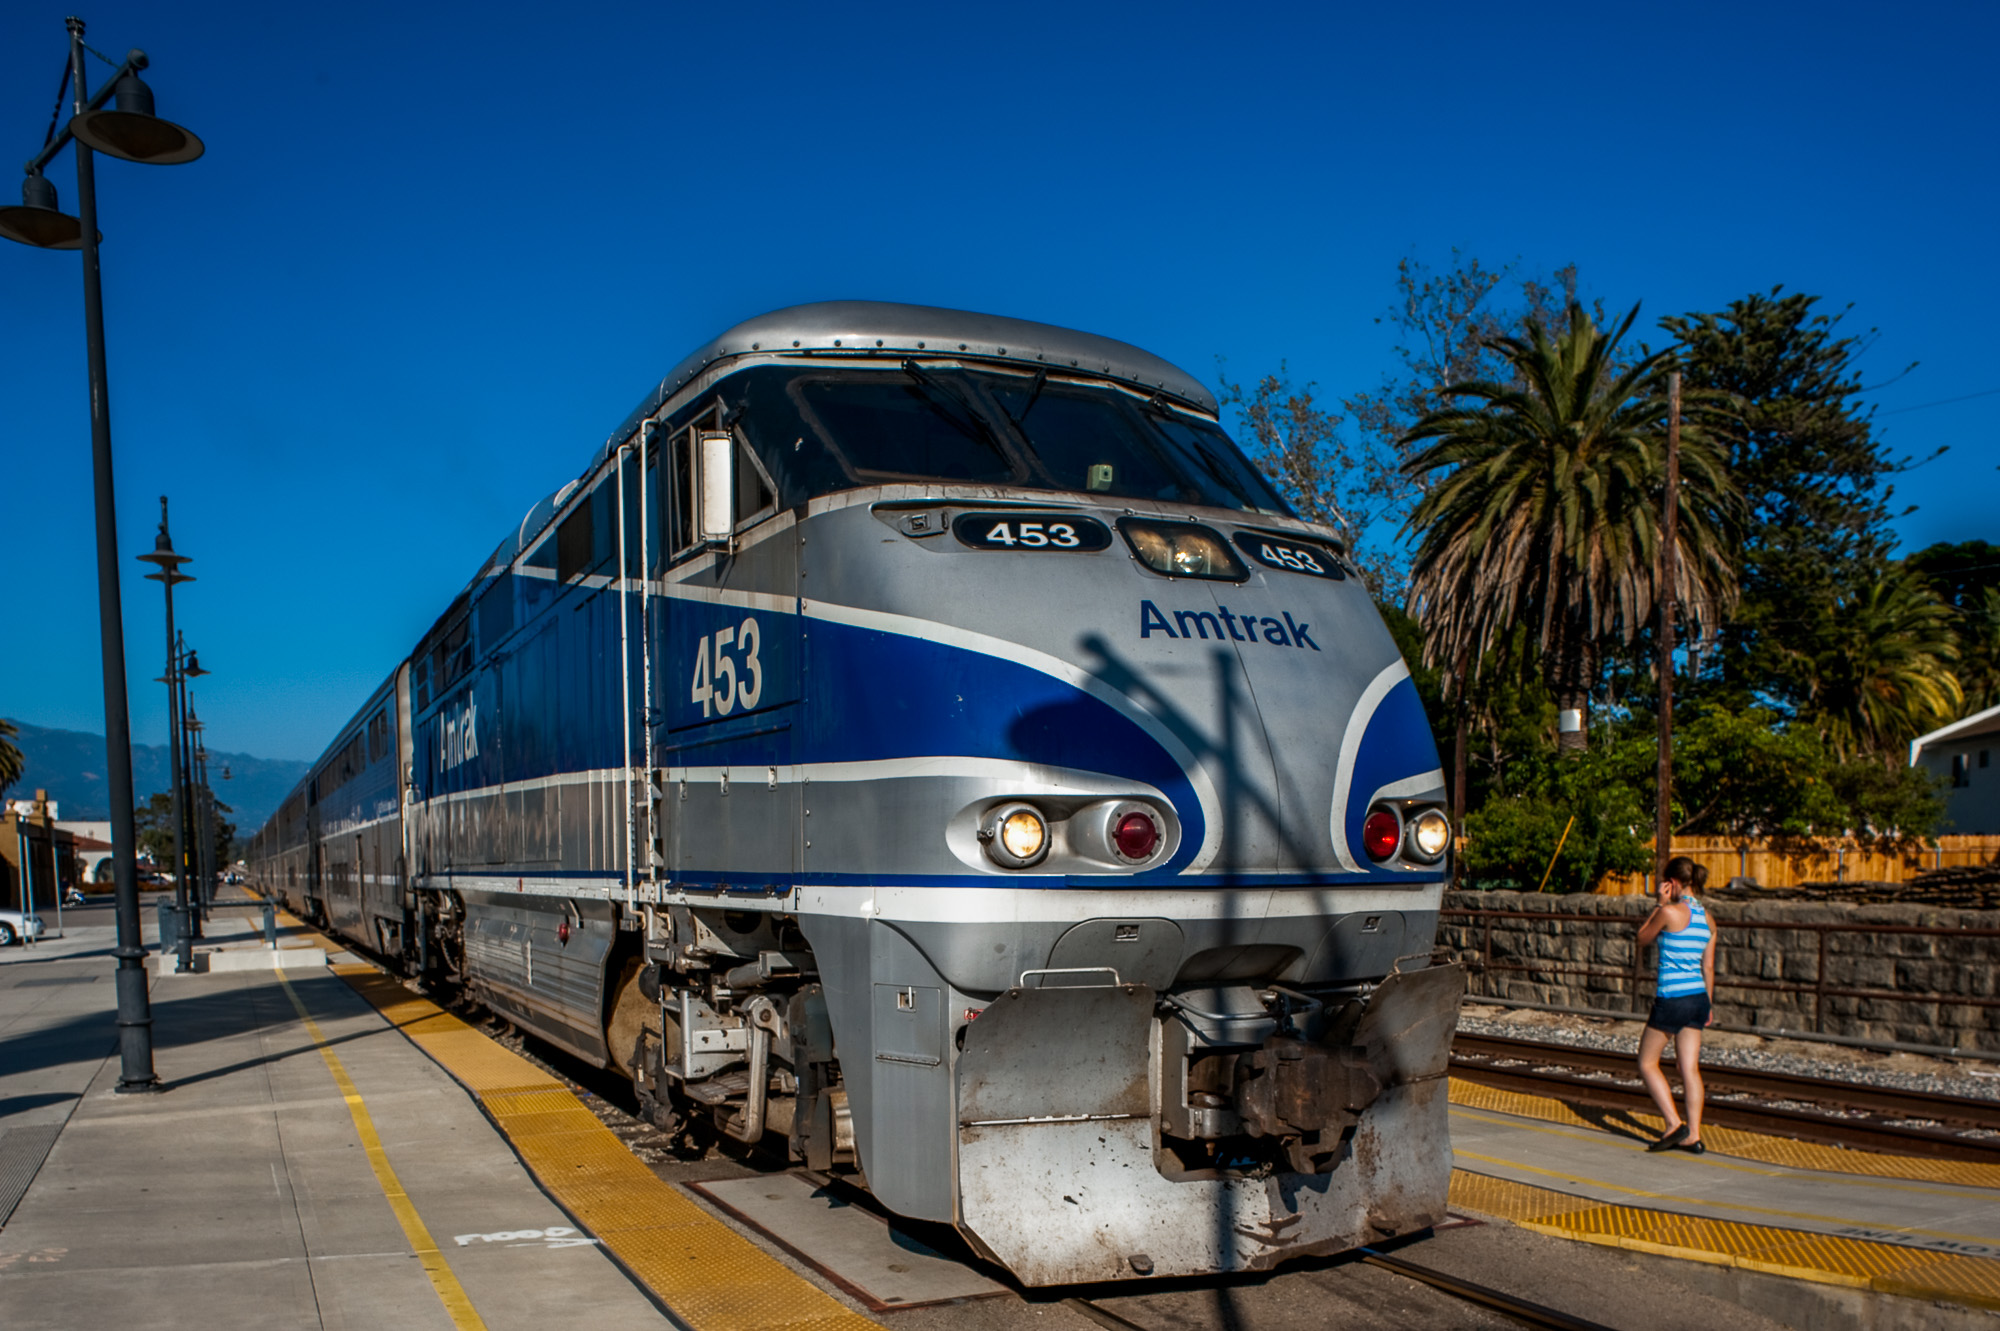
1447, 1079, 2000, 1312
0, 912, 672, 1330
151, 944, 328, 976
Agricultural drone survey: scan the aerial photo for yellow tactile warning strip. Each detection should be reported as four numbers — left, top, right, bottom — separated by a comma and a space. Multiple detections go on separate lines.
1449, 1076, 2000, 1189
329, 962, 884, 1331
1449, 1168, 2000, 1309
273, 968, 489, 1331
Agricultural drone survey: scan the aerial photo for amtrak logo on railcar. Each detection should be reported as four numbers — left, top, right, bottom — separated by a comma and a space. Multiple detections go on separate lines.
1138, 600, 1319, 651
439, 696, 480, 771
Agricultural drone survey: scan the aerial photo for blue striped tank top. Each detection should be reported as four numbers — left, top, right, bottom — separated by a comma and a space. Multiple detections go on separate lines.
1656, 898, 1712, 998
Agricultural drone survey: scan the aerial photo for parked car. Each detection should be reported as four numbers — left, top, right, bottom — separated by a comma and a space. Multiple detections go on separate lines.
0, 909, 47, 946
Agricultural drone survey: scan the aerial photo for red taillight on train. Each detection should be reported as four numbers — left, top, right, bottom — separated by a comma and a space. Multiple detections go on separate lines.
1114, 811, 1160, 861
1362, 808, 1401, 862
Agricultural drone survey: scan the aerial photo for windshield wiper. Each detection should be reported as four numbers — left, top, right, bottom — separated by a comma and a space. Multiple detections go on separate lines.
900, 360, 1016, 456
1000, 366, 1049, 430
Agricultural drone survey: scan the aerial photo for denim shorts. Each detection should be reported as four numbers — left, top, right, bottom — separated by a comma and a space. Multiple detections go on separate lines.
1647, 993, 1711, 1035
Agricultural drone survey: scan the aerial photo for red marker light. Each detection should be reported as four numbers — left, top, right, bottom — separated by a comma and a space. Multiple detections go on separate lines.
1362, 809, 1401, 862
1114, 811, 1160, 860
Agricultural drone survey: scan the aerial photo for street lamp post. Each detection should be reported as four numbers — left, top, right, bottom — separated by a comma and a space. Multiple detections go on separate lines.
178, 639, 210, 925
139, 505, 193, 973
185, 696, 214, 917
0, 18, 204, 1091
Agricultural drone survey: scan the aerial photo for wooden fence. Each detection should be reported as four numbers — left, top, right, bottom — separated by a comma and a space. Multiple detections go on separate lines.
1592, 835, 2000, 895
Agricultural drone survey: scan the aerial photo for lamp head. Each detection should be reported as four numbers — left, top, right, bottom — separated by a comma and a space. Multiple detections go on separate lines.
184, 651, 208, 679
69, 69, 205, 166
137, 496, 192, 574
0, 173, 87, 250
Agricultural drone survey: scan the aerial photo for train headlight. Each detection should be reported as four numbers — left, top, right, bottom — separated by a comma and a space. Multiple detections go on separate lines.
1118, 519, 1248, 581
1361, 807, 1401, 862
1408, 808, 1451, 862
980, 802, 1049, 869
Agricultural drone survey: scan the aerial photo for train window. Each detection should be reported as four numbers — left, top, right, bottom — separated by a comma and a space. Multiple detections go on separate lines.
367, 710, 389, 764
670, 426, 694, 554
557, 502, 594, 582
476, 577, 514, 649
646, 453, 662, 573
592, 479, 616, 569
987, 381, 1192, 502
735, 435, 775, 527
415, 659, 430, 711
662, 404, 772, 558
433, 617, 472, 688
795, 374, 1019, 484
721, 365, 1292, 516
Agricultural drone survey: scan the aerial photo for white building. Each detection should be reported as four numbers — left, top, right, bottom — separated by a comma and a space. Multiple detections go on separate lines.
1910, 703, 2000, 835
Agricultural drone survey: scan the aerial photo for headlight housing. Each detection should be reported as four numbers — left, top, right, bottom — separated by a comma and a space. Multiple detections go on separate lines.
1407, 807, 1451, 862
1361, 806, 1402, 862
1118, 519, 1247, 581
980, 802, 1049, 869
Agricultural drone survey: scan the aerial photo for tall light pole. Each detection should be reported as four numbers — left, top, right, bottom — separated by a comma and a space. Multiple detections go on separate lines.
0, 18, 204, 1091
186, 694, 214, 917
139, 506, 193, 972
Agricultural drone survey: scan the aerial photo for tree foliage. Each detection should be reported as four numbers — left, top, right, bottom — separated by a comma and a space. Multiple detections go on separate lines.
1662, 290, 1923, 718
1221, 252, 1606, 599
0, 718, 21, 802
1907, 540, 2000, 711
1402, 303, 1739, 750
1796, 564, 1962, 761
1239, 256, 1977, 877
134, 790, 235, 879
1460, 754, 1650, 892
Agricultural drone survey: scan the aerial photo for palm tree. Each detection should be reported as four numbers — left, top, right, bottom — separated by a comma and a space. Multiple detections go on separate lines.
0, 718, 22, 802
1401, 303, 1739, 753
1801, 565, 1962, 761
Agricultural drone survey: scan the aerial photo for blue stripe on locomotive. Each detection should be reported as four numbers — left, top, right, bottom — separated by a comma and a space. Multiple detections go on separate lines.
1338, 674, 1440, 860
417, 580, 1439, 886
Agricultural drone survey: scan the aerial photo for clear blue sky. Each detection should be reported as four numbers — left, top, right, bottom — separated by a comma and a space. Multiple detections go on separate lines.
4, 0, 1994, 765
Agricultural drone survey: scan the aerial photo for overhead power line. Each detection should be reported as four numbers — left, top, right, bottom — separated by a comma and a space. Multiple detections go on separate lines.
1880, 387, 2000, 416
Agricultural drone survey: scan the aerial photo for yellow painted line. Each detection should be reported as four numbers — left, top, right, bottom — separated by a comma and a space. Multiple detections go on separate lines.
1451, 1103, 1995, 1203
274, 969, 488, 1331
1452, 1137, 2000, 1248
1449, 1168, 2000, 1310
1449, 1076, 2000, 1190
329, 962, 883, 1331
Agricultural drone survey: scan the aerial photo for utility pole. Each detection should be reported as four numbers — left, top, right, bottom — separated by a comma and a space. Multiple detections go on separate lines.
1656, 372, 1682, 888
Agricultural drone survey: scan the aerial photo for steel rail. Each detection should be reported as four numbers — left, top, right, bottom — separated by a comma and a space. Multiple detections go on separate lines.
1064, 1249, 1620, 1331
1358, 1249, 1619, 1331
1452, 1032, 2000, 1161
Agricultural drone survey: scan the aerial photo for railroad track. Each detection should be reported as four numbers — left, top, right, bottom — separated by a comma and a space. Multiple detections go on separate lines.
1065, 1248, 1616, 1331
1452, 1031, 2000, 1161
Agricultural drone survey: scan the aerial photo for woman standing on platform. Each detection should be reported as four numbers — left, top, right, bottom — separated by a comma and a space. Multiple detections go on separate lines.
1637, 856, 1715, 1153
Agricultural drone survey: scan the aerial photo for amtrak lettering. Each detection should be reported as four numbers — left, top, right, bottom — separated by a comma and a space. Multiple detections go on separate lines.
439, 695, 480, 772
1137, 600, 1319, 651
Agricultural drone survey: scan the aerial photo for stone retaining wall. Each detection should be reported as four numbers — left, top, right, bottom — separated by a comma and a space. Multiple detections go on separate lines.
1439, 891, 2000, 1052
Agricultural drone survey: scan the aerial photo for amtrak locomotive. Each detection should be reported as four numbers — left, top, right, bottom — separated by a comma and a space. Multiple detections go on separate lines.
247, 302, 1464, 1285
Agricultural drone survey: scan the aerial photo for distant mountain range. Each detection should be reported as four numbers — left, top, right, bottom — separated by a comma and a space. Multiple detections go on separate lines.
3, 719, 309, 835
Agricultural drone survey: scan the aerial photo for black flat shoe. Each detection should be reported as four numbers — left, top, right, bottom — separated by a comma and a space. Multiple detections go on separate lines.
1647, 1124, 1689, 1152
1677, 1140, 1706, 1155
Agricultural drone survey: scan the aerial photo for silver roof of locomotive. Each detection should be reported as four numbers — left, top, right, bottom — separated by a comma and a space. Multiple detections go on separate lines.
605, 300, 1218, 452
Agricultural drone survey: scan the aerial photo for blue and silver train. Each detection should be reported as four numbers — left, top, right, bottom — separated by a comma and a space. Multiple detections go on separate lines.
247, 302, 1463, 1285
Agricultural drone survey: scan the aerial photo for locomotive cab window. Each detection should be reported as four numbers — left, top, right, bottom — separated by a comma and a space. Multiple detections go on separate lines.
722, 365, 1294, 515
666, 402, 777, 560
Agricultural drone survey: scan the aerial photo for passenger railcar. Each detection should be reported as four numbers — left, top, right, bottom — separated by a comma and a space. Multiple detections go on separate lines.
247, 302, 1463, 1285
